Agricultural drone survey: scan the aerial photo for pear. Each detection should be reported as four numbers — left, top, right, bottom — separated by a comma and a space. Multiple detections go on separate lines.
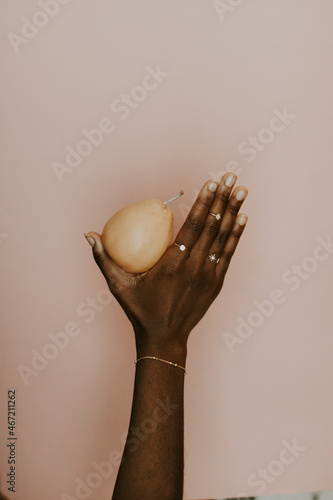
101, 190, 184, 273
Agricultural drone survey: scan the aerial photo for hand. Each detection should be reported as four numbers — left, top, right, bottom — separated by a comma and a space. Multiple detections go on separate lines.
84, 172, 248, 356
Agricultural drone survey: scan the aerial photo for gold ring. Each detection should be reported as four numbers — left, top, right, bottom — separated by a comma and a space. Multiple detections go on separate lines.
173, 243, 190, 252
209, 212, 222, 221
208, 253, 220, 264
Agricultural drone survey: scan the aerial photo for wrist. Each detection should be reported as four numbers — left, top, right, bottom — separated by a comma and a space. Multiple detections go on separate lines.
135, 335, 188, 366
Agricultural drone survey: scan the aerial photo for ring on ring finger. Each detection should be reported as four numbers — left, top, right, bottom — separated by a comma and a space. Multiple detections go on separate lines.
207, 253, 220, 264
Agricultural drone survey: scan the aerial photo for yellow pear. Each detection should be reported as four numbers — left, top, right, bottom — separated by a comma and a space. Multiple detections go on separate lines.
101, 190, 184, 273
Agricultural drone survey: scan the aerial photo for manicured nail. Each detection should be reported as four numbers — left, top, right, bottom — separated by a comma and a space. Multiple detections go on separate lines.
209, 181, 218, 192
236, 189, 247, 201
225, 173, 236, 188
238, 214, 248, 226
84, 233, 95, 247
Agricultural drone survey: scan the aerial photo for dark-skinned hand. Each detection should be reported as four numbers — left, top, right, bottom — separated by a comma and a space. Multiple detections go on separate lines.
84, 172, 248, 357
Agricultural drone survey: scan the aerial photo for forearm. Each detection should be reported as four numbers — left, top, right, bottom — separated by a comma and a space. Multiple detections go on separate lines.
112, 340, 187, 500
88, 173, 249, 499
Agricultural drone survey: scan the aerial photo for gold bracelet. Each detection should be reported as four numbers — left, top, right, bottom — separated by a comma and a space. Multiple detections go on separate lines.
134, 356, 186, 374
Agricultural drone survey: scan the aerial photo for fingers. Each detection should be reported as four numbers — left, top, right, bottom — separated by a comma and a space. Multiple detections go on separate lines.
215, 213, 248, 279
190, 172, 237, 257
206, 184, 248, 256
172, 179, 219, 258
190, 180, 248, 267
84, 232, 125, 294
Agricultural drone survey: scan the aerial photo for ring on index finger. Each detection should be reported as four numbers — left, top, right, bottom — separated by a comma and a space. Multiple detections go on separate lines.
173, 242, 191, 252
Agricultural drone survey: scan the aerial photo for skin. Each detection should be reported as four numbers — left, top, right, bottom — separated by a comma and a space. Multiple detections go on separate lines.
85, 172, 248, 500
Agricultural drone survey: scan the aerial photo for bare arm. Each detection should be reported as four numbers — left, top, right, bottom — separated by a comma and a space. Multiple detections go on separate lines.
112, 344, 186, 499
85, 172, 248, 500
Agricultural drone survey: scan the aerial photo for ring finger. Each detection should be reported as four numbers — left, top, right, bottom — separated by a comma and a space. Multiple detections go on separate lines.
206, 185, 248, 266
215, 213, 248, 279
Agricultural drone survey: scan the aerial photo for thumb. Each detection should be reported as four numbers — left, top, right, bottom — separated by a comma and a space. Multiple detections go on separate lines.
84, 232, 126, 295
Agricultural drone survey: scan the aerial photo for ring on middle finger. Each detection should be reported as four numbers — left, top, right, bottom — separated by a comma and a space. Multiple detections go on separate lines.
209, 212, 222, 221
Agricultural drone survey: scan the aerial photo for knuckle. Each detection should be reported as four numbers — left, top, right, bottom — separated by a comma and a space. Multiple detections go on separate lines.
217, 191, 229, 204
229, 204, 239, 216
185, 262, 201, 285
186, 270, 199, 286
204, 221, 219, 237
93, 251, 106, 267
108, 273, 127, 294
217, 230, 229, 246
162, 257, 182, 279
107, 275, 117, 288
107, 278, 121, 294
210, 285, 220, 301
222, 249, 234, 263
199, 193, 213, 207
186, 216, 203, 233
231, 229, 242, 239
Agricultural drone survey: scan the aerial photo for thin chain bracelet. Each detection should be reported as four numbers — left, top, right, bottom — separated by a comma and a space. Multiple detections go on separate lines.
134, 356, 186, 374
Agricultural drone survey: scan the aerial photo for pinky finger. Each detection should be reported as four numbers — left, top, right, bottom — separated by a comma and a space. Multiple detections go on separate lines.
215, 213, 248, 278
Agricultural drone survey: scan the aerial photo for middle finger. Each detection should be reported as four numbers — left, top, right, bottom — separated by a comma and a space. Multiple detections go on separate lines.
190, 172, 238, 258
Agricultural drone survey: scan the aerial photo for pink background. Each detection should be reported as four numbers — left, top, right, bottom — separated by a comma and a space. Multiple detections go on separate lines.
1, 1, 333, 499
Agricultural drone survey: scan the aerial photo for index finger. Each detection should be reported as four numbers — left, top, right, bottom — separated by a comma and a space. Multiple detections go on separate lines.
173, 179, 218, 253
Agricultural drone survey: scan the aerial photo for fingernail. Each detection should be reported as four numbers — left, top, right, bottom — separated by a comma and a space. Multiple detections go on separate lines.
225, 173, 236, 188
84, 233, 95, 247
238, 214, 248, 226
236, 189, 247, 201
209, 181, 218, 192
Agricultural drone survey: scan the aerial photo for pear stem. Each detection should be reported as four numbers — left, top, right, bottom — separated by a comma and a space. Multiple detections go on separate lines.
164, 190, 184, 205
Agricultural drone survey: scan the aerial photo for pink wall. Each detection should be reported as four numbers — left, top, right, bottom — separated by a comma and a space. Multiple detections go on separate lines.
1, 1, 333, 499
